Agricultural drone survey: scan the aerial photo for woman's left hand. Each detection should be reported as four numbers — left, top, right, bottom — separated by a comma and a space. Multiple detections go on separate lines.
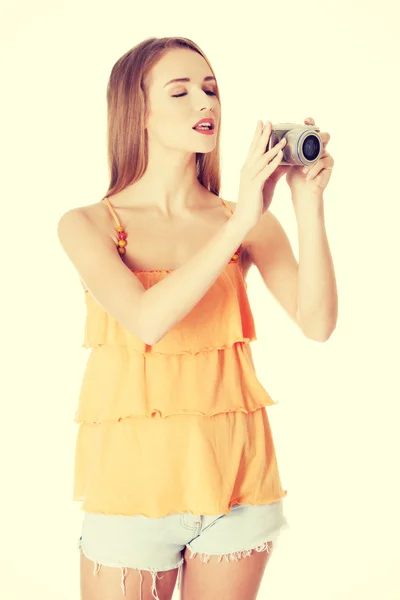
263, 117, 334, 197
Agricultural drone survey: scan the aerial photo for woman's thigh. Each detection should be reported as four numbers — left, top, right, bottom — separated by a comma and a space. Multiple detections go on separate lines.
181, 542, 273, 600
80, 549, 179, 600
78, 511, 191, 600
180, 500, 290, 600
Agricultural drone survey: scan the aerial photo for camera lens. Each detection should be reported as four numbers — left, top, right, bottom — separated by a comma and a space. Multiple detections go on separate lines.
303, 135, 320, 161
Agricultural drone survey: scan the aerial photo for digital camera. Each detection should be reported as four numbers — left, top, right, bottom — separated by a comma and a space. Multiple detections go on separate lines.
267, 122, 323, 166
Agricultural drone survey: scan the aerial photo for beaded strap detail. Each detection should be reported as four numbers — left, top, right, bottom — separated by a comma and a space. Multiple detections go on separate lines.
103, 197, 128, 255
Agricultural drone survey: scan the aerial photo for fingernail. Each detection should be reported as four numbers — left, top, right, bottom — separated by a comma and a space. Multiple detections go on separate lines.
303, 167, 309, 174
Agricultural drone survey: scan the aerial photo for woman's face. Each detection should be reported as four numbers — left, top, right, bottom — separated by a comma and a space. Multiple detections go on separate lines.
145, 48, 220, 154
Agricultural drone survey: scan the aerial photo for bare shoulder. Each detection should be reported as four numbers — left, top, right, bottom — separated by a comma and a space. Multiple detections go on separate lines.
57, 202, 113, 292
75, 199, 104, 221
58, 200, 109, 237
57, 203, 105, 251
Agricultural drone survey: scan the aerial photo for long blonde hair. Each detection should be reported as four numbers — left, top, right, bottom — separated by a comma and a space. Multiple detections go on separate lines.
102, 37, 222, 201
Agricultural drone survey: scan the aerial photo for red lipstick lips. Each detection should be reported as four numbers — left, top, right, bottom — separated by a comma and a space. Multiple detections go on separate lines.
193, 118, 215, 129
192, 117, 215, 135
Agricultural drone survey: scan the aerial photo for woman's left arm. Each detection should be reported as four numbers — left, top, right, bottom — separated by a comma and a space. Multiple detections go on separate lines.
291, 193, 338, 341
246, 117, 338, 342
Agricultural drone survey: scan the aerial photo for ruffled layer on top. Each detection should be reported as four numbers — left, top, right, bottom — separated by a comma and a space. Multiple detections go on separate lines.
75, 262, 278, 424
82, 263, 255, 354
74, 342, 277, 423
73, 406, 288, 517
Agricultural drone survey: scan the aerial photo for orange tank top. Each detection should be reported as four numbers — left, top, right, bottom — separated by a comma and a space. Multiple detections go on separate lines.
72, 195, 287, 517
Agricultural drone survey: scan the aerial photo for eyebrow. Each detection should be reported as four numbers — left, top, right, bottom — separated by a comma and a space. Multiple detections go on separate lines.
163, 76, 216, 88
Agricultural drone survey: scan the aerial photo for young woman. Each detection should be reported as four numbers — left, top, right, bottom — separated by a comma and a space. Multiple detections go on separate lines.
58, 36, 337, 600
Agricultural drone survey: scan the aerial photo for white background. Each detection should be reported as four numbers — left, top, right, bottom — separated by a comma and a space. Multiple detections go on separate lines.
1, 0, 399, 598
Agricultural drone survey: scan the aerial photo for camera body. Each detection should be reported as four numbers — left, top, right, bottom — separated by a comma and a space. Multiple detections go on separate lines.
267, 122, 323, 166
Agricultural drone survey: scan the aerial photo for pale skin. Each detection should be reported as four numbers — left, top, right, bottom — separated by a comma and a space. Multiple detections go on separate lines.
78, 48, 302, 599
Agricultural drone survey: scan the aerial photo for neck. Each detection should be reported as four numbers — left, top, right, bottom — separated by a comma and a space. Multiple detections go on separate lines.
123, 148, 206, 218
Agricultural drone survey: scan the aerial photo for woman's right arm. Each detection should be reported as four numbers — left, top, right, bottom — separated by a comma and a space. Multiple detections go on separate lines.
57, 208, 249, 346
58, 120, 285, 345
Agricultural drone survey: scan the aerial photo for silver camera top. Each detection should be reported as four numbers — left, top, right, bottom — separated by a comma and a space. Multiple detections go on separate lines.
272, 122, 320, 132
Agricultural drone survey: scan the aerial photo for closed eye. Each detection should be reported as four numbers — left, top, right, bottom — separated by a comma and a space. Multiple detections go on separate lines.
172, 91, 217, 98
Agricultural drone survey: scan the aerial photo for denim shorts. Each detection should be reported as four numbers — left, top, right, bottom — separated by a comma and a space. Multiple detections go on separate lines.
77, 499, 290, 599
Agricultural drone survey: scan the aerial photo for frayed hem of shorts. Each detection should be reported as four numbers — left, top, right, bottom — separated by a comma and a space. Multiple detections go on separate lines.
186, 539, 273, 563
186, 520, 290, 564
78, 536, 184, 599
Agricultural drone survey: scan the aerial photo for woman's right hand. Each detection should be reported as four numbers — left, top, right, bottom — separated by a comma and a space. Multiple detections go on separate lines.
234, 120, 286, 232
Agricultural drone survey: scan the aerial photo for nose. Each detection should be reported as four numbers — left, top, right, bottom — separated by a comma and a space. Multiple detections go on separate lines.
200, 104, 214, 119
197, 90, 215, 112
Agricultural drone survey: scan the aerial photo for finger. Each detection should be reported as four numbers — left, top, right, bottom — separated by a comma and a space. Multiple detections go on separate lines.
247, 120, 273, 166
256, 148, 284, 185
319, 132, 331, 147
305, 157, 333, 180
247, 120, 263, 158
252, 136, 286, 175
256, 130, 286, 165
320, 147, 330, 158
248, 119, 271, 159
254, 120, 274, 157
304, 158, 324, 179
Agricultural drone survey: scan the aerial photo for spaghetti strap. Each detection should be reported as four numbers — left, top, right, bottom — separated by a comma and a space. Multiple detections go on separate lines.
220, 197, 234, 216
102, 196, 122, 229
